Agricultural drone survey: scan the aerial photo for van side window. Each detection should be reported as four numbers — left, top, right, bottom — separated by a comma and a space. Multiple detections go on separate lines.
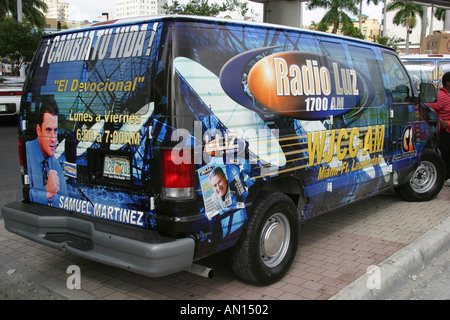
320, 41, 346, 64
382, 53, 412, 103
348, 45, 386, 108
321, 42, 386, 109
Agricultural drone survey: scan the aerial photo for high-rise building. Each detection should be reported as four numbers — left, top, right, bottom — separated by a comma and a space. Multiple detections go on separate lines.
115, 0, 168, 19
42, 0, 70, 21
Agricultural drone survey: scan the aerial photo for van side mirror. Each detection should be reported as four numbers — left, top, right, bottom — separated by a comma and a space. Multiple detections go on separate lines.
419, 83, 437, 103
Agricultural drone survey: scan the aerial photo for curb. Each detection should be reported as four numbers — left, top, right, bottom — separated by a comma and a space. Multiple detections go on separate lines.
330, 216, 450, 300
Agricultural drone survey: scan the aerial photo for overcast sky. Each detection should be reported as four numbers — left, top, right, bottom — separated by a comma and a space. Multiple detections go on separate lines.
64, 0, 384, 26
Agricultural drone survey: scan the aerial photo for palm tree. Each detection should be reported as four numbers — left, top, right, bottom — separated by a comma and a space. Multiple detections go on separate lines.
434, 7, 446, 22
358, 0, 379, 31
0, 0, 47, 28
386, 1, 423, 55
0, 0, 12, 19
307, 0, 359, 34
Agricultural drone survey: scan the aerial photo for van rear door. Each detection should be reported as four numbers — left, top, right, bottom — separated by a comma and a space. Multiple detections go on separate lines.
20, 20, 165, 229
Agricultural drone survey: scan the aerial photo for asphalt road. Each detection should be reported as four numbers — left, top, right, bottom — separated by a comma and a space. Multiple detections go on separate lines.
389, 247, 450, 300
0, 262, 65, 300
0, 117, 22, 208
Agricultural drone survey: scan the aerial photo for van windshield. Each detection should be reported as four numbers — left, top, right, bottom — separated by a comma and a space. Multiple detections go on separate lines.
437, 61, 450, 85
402, 61, 434, 87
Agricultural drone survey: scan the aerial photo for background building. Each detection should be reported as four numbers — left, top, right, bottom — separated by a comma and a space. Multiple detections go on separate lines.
115, 0, 168, 19
358, 15, 381, 41
384, 5, 444, 54
324, 15, 381, 42
42, 0, 70, 22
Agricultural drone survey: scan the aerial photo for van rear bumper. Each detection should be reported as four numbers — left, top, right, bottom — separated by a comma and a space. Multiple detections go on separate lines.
1, 201, 195, 278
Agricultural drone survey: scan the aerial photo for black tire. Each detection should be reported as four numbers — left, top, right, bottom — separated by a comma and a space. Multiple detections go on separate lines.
395, 150, 445, 202
230, 192, 299, 285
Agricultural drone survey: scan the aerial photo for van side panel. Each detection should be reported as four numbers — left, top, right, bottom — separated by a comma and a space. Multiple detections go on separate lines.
165, 20, 429, 259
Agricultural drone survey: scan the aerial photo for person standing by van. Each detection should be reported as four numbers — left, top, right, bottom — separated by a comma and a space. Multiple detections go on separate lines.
429, 72, 450, 185
26, 102, 67, 206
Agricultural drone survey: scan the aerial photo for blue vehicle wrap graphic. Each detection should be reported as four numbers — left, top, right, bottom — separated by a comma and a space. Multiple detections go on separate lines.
220, 48, 375, 120
21, 17, 435, 260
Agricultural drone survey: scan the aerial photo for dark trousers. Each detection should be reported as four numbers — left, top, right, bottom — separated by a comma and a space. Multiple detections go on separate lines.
439, 130, 450, 180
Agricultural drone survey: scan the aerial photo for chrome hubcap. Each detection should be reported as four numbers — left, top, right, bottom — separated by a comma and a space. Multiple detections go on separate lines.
260, 213, 290, 268
410, 160, 437, 194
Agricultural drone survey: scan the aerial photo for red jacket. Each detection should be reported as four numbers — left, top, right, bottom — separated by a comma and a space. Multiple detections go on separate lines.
429, 87, 450, 133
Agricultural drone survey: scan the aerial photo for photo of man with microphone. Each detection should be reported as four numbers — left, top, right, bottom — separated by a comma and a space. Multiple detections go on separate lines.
26, 100, 68, 206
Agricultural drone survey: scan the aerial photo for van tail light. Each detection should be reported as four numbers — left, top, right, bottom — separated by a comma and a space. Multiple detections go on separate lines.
161, 148, 195, 200
18, 136, 25, 167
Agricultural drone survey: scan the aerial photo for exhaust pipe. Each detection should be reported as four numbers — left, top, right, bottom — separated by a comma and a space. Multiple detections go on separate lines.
185, 263, 214, 279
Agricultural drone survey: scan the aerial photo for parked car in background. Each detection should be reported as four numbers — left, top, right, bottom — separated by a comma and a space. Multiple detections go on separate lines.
0, 76, 24, 118
401, 54, 450, 89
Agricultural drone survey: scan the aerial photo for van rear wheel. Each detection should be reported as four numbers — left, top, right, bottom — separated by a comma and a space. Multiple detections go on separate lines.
395, 150, 445, 202
230, 192, 299, 285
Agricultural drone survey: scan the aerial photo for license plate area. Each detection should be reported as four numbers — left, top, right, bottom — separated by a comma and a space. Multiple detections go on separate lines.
87, 149, 132, 187
103, 155, 131, 180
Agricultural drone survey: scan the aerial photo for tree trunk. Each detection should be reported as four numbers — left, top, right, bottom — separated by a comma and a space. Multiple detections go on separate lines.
333, 17, 338, 33
359, 0, 363, 31
405, 12, 412, 55
405, 28, 410, 55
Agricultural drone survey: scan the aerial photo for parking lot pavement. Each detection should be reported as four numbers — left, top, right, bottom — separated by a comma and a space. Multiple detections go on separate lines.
1, 186, 449, 300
